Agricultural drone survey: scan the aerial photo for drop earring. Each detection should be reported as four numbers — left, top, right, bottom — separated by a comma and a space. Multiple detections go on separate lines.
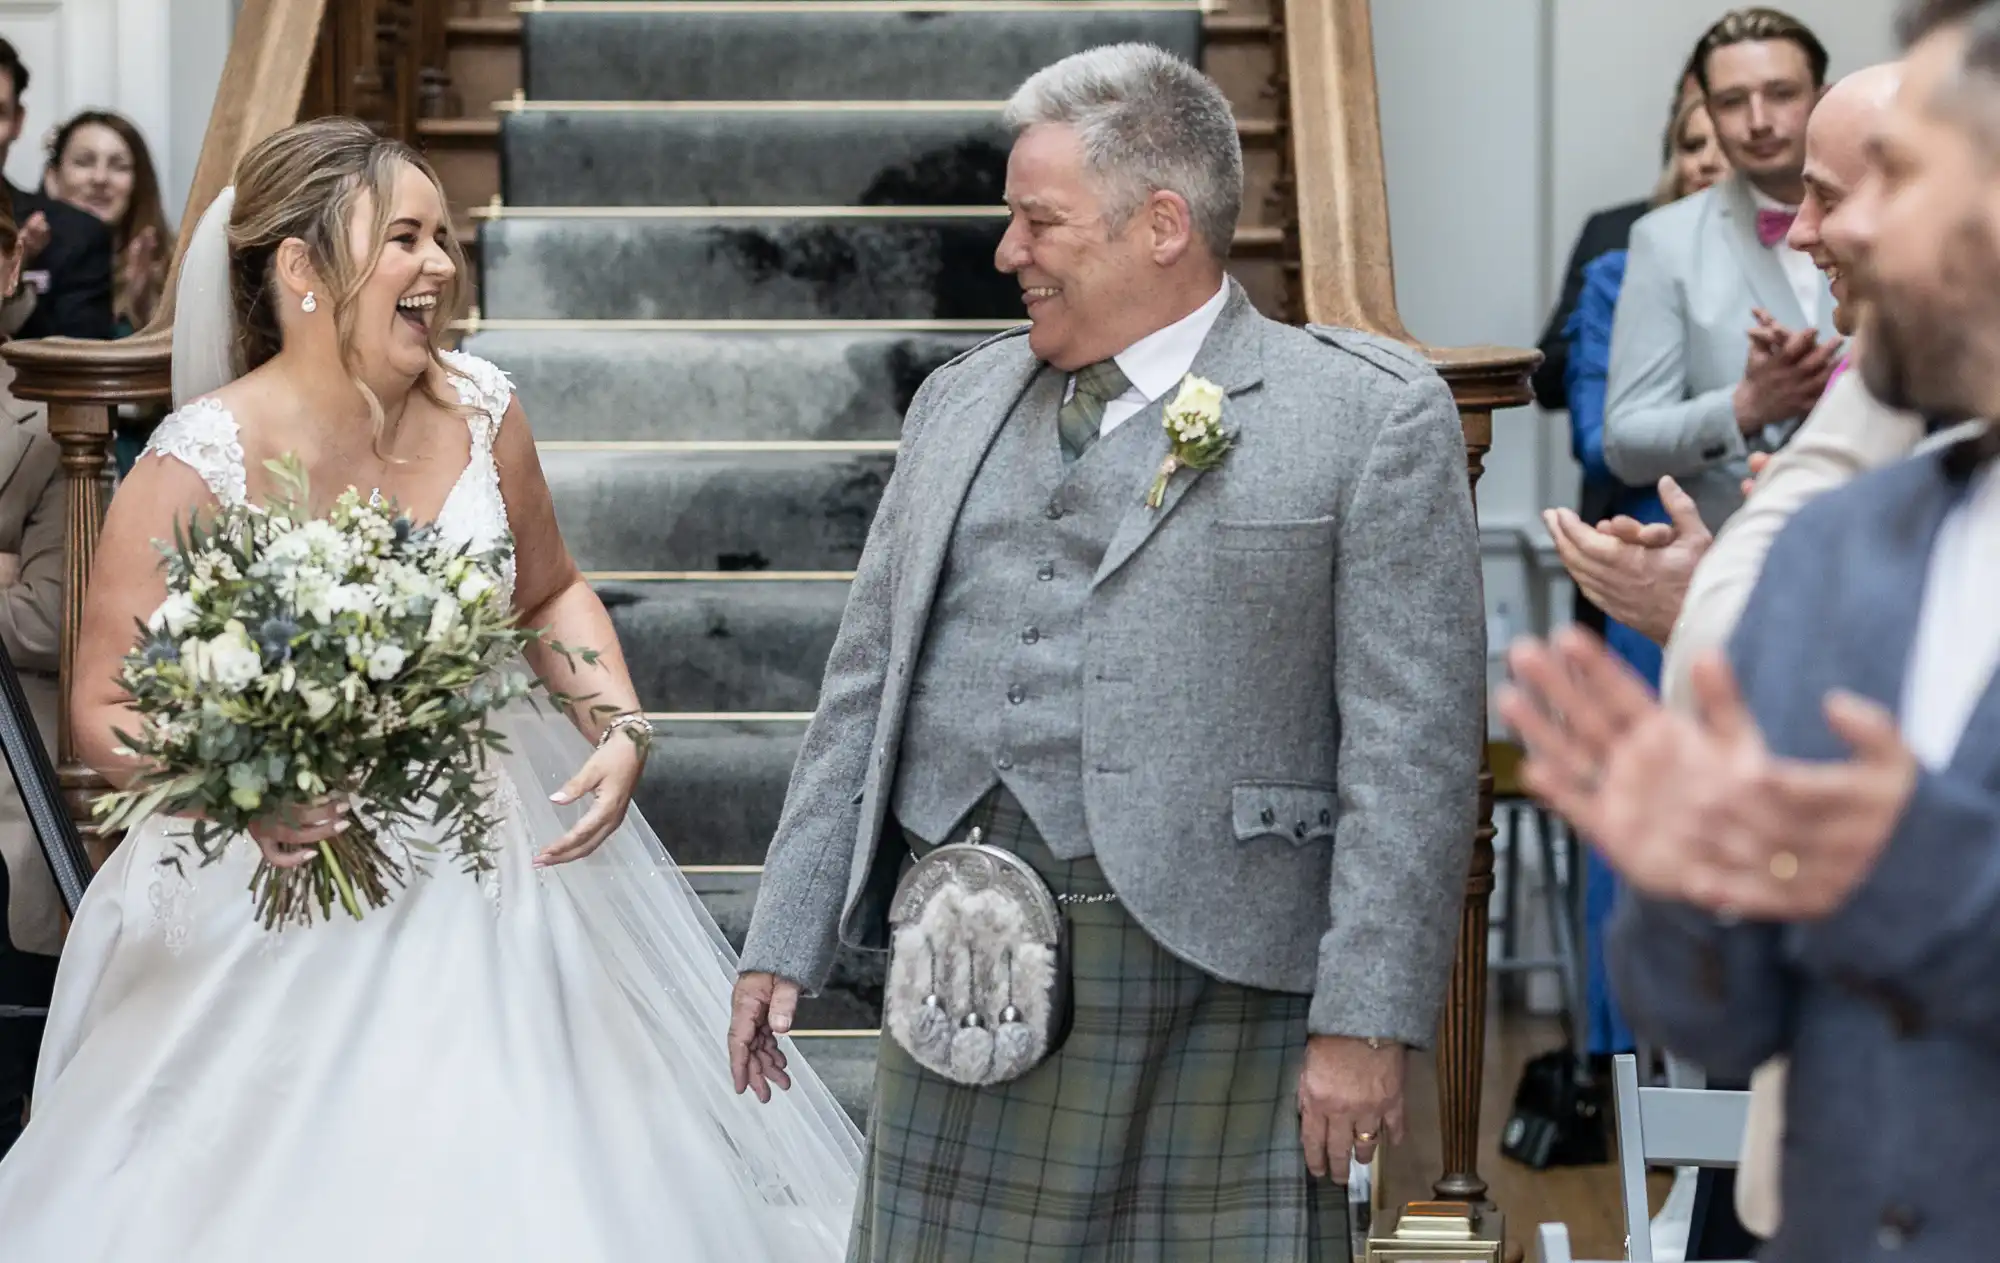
301, 291, 318, 314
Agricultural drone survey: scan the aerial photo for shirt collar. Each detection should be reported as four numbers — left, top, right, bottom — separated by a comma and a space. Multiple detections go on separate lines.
1106, 282, 1230, 402
1747, 183, 1799, 214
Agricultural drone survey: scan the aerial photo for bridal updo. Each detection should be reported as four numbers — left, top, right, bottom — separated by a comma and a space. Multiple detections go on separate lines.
225, 117, 469, 451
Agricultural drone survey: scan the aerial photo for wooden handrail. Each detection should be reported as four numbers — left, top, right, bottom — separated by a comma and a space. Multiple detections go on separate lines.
7, 0, 460, 849
1282, 0, 1539, 1213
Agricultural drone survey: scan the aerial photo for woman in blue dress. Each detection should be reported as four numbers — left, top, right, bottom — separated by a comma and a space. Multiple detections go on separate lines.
1563, 89, 1727, 1057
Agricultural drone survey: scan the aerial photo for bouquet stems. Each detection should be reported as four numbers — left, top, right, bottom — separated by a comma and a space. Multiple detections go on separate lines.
249, 829, 407, 930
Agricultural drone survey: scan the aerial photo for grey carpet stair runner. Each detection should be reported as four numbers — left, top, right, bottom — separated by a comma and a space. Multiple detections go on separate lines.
463, 0, 1206, 1127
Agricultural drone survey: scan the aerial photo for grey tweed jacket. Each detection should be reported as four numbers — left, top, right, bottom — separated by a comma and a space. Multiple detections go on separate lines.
738, 284, 1486, 1045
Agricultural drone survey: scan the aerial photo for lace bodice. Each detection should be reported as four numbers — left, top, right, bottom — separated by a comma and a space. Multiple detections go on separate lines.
145, 351, 517, 604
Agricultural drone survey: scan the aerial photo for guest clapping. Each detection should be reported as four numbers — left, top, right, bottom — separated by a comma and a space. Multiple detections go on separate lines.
43, 111, 171, 335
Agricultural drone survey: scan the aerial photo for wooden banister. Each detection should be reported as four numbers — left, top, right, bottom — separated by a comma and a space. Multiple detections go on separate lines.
9, 0, 459, 851
1280, 0, 1539, 1212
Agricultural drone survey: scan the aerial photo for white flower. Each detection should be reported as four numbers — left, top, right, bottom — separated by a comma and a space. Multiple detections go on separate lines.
299, 683, 337, 720
1167, 372, 1224, 422
426, 595, 460, 643
365, 643, 408, 681
186, 621, 262, 693
147, 592, 198, 637
455, 568, 493, 604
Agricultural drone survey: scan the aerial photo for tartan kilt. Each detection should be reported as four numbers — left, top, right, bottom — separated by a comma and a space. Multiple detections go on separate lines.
851, 790, 1350, 1262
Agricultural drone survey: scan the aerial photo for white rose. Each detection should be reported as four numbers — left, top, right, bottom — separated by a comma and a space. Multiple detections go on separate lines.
299, 683, 338, 720
1169, 372, 1225, 420
195, 623, 263, 693
147, 592, 199, 637
455, 569, 493, 604
365, 643, 408, 681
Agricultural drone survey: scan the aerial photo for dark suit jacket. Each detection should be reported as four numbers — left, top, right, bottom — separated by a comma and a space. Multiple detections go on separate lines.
5, 182, 113, 343
1534, 199, 1652, 412
1612, 441, 2000, 1262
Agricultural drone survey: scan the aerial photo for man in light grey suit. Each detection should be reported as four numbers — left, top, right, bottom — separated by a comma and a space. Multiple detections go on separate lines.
1606, 8, 1842, 530
727, 43, 1485, 1261
1500, 7, 2000, 1255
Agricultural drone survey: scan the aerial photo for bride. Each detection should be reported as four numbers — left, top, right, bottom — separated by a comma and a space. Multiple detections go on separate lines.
0, 118, 860, 1259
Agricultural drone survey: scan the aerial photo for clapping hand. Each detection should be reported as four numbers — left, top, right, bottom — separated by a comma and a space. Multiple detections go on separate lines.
1543, 476, 1712, 644
1496, 627, 1917, 919
18, 211, 48, 266
1734, 310, 1843, 434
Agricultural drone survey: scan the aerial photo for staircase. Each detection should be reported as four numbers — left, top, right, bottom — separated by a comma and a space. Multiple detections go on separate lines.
445, 0, 1292, 1125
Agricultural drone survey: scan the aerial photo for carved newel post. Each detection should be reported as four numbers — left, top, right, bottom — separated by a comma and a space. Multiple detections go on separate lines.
1281, 0, 1539, 1207
0, 333, 172, 861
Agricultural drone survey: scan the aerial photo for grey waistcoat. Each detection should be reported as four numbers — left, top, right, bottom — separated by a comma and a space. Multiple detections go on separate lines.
891, 370, 1166, 858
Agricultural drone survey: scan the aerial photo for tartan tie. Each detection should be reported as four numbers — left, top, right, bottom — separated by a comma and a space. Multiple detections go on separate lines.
1058, 359, 1132, 463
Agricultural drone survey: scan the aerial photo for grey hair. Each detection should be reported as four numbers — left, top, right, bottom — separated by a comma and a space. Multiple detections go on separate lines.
1001, 43, 1243, 257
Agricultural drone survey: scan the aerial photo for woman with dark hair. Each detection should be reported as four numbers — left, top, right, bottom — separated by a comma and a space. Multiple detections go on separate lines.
42, 111, 175, 475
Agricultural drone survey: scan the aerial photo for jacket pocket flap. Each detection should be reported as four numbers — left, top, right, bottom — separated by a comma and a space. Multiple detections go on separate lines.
1231, 782, 1339, 845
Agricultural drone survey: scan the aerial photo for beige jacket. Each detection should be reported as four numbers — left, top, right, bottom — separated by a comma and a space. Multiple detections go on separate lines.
0, 357, 65, 955
1658, 368, 1924, 1237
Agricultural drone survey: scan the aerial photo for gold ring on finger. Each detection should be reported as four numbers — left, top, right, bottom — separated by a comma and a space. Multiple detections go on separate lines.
1769, 850, 1800, 882
1353, 1130, 1378, 1144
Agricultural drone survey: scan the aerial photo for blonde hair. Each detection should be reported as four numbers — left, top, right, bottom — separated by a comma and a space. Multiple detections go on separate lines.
227, 117, 469, 455
1652, 95, 1714, 207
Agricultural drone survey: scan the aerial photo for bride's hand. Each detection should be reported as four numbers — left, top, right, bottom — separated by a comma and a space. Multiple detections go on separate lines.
535, 736, 646, 867
247, 799, 348, 869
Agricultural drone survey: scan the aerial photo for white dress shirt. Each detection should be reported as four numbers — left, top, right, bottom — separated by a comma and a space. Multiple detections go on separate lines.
1750, 184, 1821, 329
1066, 282, 1228, 439
1902, 456, 2000, 770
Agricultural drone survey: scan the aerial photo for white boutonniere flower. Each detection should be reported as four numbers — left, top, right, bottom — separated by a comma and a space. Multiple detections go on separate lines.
1146, 372, 1234, 509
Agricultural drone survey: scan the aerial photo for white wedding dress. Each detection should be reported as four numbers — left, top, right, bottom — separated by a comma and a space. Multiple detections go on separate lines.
0, 351, 862, 1261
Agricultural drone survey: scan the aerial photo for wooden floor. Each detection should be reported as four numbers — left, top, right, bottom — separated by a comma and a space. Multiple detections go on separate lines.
1382, 1006, 1668, 1261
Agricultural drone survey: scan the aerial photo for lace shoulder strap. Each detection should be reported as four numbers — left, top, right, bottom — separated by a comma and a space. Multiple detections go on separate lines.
143, 397, 247, 507
441, 351, 514, 448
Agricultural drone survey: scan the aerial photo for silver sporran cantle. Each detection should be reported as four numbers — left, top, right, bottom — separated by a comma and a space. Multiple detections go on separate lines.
884, 828, 1073, 1087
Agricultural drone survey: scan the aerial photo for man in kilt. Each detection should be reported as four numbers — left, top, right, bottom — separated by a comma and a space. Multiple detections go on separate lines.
731, 44, 1486, 1261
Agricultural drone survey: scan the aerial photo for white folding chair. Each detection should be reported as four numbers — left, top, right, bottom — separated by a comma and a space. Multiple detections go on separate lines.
1612, 1052, 1750, 1260
1535, 1221, 1755, 1263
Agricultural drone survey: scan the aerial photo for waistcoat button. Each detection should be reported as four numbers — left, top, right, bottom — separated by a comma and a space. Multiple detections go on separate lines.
1037, 562, 1055, 581
996, 752, 1014, 771
1259, 806, 1275, 825
1046, 500, 1064, 520
1007, 685, 1026, 705
1021, 626, 1040, 644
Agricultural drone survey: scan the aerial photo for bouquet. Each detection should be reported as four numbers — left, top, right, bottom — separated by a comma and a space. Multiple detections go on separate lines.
95, 456, 600, 929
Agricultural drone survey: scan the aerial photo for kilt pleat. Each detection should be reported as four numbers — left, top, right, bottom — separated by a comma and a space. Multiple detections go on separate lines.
851, 790, 1350, 1262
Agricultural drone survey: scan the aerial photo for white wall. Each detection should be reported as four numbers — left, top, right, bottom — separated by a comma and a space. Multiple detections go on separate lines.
0, 0, 233, 226
1369, 0, 1897, 669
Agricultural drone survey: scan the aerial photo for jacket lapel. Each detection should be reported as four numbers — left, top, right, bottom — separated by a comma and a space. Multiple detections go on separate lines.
1718, 175, 1809, 331
894, 347, 1049, 624
1839, 455, 1962, 718
1091, 283, 1266, 590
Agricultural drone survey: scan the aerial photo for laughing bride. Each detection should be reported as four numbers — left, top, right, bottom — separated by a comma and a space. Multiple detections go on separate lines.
0, 117, 860, 1260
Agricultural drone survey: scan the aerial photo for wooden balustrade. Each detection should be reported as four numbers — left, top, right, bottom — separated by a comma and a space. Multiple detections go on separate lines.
6, 0, 460, 857
1282, 0, 1539, 1211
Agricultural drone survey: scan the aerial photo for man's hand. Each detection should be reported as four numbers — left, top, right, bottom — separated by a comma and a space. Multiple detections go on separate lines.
1495, 627, 1918, 919
1543, 476, 1711, 644
1734, 313, 1842, 434
1742, 450, 1773, 499
1297, 1035, 1406, 1181
729, 971, 800, 1104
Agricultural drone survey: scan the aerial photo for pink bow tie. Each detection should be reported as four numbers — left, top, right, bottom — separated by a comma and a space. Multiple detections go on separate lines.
1756, 208, 1796, 248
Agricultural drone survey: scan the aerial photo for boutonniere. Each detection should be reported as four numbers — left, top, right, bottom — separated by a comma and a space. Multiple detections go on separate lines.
1145, 373, 1234, 509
